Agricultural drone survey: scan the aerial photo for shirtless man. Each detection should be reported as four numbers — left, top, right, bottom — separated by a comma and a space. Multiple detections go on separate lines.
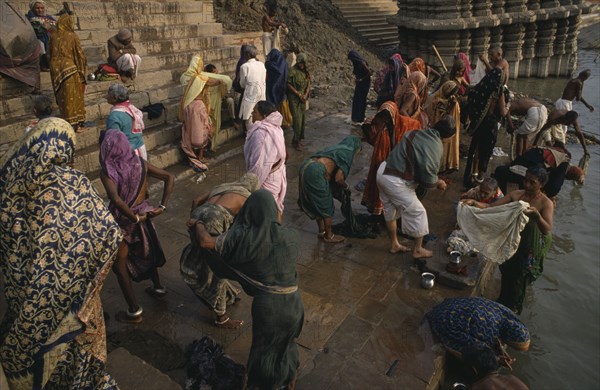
261, 2, 287, 59
506, 98, 548, 156
183, 173, 259, 329
479, 46, 510, 85
464, 347, 529, 390
534, 109, 589, 156
556, 69, 594, 113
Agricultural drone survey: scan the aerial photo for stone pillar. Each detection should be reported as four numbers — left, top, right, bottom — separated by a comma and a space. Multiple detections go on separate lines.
436, 0, 462, 19
527, 0, 541, 10
533, 19, 556, 77
506, 0, 528, 13
489, 26, 503, 49
471, 27, 491, 59
459, 29, 472, 56
562, 14, 580, 76
550, 18, 568, 75
492, 0, 506, 15
460, 0, 473, 17
397, 26, 410, 57
519, 22, 537, 77
503, 23, 525, 79
433, 30, 461, 70
541, 0, 560, 8
472, 0, 493, 16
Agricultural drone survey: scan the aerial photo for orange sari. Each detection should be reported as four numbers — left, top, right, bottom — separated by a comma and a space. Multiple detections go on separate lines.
361, 101, 421, 214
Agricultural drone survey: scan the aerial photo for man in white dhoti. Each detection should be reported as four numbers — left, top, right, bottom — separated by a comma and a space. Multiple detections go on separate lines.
377, 117, 455, 258
506, 98, 548, 156
107, 29, 142, 82
534, 109, 589, 156
261, 3, 286, 60
239, 46, 267, 131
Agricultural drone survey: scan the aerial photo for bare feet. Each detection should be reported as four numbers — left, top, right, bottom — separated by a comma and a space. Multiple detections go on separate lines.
389, 243, 411, 254
413, 248, 433, 259
214, 316, 244, 329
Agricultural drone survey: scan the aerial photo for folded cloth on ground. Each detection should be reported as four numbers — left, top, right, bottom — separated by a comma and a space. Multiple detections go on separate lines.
457, 201, 530, 264
141, 103, 166, 120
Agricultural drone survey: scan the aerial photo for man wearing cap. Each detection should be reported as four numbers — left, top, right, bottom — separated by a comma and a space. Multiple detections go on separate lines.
108, 29, 142, 82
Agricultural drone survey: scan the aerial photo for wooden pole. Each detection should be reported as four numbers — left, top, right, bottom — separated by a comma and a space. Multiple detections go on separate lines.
432, 44, 448, 73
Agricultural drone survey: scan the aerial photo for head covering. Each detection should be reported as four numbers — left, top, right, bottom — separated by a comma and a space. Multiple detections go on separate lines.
218, 189, 299, 290
457, 52, 471, 84
348, 50, 368, 77
396, 71, 427, 105
117, 29, 132, 41
296, 53, 307, 65
425, 80, 459, 126
467, 67, 505, 134
0, 118, 121, 388
208, 172, 260, 199
29, 1, 45, 11
313, 135, 362, 178
100, 129, 143, 208
265, 48, 288, 106
408, 57, 426, 74
49, 13, 87, 93
385, 53, 405, 94
179, 53, 232, 120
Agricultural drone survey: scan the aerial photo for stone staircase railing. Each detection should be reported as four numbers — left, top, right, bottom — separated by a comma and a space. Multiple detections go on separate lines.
330, 0, 399, 48
0, 1, 262, 190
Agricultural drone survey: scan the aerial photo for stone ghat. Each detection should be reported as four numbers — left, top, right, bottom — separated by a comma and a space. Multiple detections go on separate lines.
0, 1, 263, 192
388, 0, 592, 78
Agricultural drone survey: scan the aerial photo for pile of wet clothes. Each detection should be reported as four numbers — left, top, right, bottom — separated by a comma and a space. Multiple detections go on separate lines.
184, 336, 245, 390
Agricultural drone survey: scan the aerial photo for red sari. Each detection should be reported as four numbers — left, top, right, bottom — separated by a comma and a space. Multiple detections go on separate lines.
361, 101, 421, 214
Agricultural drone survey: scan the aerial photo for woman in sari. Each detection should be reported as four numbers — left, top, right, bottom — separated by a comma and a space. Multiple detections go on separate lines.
0, 118, 121, 389
425, 80, 461, 173
100, 129, 175, 323
196, 190, 304, 389
48, 11, 87, 132
25, 1, 56, 70
298, 135, 362, 243
375, 53, 406, 108
394, 70, 429, 127
348, 49, 371, 125
361, 102, 421, 215
463, 68, 508, 187
179, 53, 228, 172
265, 48, 288, 108
287, 53, 310, 151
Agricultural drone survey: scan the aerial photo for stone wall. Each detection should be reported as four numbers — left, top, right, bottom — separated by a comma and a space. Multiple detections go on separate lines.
388, 0, 590, 78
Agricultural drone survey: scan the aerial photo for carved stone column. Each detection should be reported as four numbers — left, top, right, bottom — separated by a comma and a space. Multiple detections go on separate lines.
472, 0, 493, 16
503, 23, 525, 79
519, 22, 537, 77
471, 27, 491, 59
461, 0, 473, 18
489, 26, 503, 49
562, 14, 580, 76
527, 0, 541, 10
541, 0, 560, 8
506, 0, 528, 13
533, 20, 556, 77
550, 18, 568, 75
492, 0, 506, 15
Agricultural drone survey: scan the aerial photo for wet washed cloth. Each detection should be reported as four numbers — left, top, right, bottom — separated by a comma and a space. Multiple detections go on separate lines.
0, 118, 121, 389
184, 337, 245, 390
332, 186, 376, 239
245, 111, 287, 212
361, 102, 421, 214
49, 13, 87, 126
287, 57, 310, 143
180, 173, 259, 316
297, 136, 361, 220
498, 220, 552, 314
141, 102, 166, 120
212, 190, 304, 389
457, 201, 530, 264
426, 297, 530, 357
100, 129, 166, 282
265, 48, 288, 106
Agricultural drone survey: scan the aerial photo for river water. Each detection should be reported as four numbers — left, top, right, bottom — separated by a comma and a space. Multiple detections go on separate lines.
507, 49, 600, 389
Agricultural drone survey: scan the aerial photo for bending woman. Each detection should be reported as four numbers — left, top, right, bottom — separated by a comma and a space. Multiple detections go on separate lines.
198, 190, 304, 389
100, 129, 175, 323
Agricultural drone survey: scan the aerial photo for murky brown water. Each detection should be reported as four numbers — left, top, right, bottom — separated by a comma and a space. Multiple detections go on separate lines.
508, 49, 600, 389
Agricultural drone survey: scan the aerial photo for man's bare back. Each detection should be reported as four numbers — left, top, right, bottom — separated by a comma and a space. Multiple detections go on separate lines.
561, 78, 583, 101
509, 98, 541, 116
207, 192, 247, 215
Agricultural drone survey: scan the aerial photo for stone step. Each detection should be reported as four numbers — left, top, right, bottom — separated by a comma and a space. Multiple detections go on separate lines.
77, 12, 210, 30
345, 14, 395, 24
105, 347, 182, 390
8, 1, 209, 17
334, 4, 397, 14
74, 118, 182, 174
356, 25, 398, 34
76, 23, 223, 46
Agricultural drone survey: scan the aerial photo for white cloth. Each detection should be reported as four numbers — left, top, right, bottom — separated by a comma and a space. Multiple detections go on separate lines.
547, 98, 573, 143
133, 144, 147, 160
516, 105, 548, 145
457, 201, 530, 264
239, 58, 267, 120
376, 162, 429, 237
262, 32, 274, 60
470, 58, 487, 85
116, 53, 142, 77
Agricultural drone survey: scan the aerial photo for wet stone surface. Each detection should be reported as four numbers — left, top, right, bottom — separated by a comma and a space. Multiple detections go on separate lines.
99, 107, 480, 388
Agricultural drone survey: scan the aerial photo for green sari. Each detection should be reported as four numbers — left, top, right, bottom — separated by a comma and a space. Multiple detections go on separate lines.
498, 220, 552, 314
212, 190, 303, 389
298, 135, 361, 219
287, 61, 309, 143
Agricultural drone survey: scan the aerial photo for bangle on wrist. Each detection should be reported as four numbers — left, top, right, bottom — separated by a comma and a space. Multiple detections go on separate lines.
159, 204, 167, 212
134, 214, 140, 224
